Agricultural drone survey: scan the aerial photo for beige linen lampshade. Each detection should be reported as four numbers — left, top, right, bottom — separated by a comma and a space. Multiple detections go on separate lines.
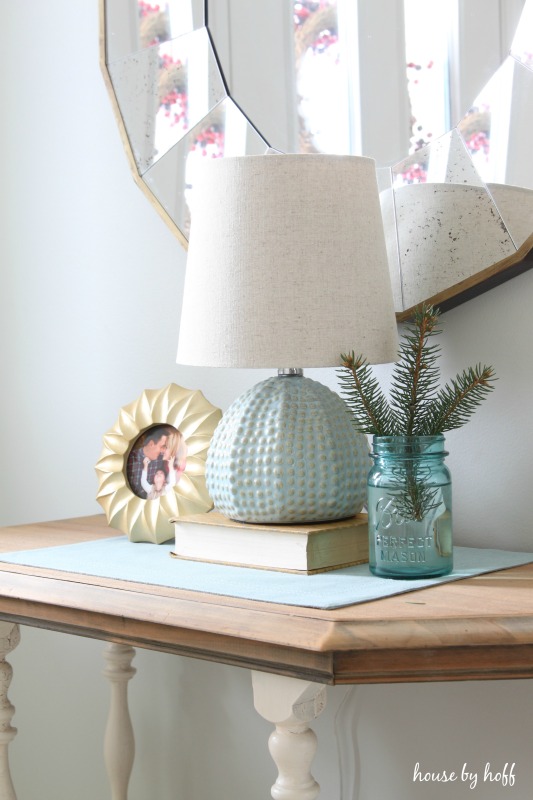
177, 154, 398, 524
177, 154, 398, 369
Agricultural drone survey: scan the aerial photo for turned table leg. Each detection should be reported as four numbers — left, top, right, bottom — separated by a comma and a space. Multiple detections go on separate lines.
252, 671, 327, 800
102, 644, 136, 800
0, 623, 20, 800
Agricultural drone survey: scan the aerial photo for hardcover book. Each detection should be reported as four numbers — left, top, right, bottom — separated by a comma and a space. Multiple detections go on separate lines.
171, 512, 368, 574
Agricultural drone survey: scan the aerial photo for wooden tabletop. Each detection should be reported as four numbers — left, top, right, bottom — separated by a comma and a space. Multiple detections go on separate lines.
0, 515, 532, 685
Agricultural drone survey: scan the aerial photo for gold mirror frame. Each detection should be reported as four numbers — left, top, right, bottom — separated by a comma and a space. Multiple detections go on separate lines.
99, 0, 533, 320
95, 383, 222, 543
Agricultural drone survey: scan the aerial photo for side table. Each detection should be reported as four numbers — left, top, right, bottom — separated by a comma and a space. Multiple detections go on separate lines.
1, 514, 533, 799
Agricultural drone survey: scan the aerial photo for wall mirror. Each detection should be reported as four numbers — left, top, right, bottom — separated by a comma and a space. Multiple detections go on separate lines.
100, 0, 533, 319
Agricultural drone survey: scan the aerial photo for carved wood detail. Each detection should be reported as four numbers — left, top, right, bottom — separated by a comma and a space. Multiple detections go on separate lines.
252, 671, 327, 800
0, 623, 20, 800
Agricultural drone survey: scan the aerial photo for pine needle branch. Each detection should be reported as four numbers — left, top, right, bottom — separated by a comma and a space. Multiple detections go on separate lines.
387, 470, 442, 522
419, 365, 497, 434
338, 304, 496, 442
338, 304, 497, 523
338, 353, 396, 435
389, 303, 442, 435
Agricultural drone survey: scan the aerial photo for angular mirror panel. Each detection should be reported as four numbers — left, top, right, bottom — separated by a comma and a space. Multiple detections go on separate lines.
390, 130, 517, 311
207, 0, 523, 165
101, 1, 532, 315
458, 57, 533, 189
105, 0, 205, 63
294, 1, 349, 154
107, 27, 226, 175
377, 167, 403, 313
144, 98, 268, 237
510, 0, 533, 70
392, 128, 485, 187
485, 184, 533, 249
457, 56, 533, 247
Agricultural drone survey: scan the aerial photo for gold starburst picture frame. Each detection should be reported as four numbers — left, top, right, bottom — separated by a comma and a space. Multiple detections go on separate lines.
95, 384, 222, 543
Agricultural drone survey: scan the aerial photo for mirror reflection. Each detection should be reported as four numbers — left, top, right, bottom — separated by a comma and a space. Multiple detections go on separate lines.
108, 27, 226, 174
208, 0, 525, 165
385, 131, 516, 310
511, 0, 533, 68
105, 0, 205, 62
102, 0, 533, 313
459, 57, 533, 191
144, 98, 268, 236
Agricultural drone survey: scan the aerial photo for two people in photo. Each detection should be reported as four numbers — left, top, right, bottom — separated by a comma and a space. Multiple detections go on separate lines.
127, 425, 187, 500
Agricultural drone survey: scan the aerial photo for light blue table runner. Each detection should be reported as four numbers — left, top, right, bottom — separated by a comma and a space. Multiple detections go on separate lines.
1, 537, 532, 609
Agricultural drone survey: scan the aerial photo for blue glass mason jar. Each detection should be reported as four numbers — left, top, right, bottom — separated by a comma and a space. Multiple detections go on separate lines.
368, 435, 453, 578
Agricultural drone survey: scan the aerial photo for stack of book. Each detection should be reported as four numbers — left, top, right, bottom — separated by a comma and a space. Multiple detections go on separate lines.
171, 511, 368, 574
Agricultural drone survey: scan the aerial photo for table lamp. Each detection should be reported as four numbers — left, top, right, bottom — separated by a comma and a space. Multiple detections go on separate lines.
177, 154, 398, 523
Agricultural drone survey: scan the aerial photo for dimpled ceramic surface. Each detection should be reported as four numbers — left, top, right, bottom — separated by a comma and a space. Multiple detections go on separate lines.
206, 376, 369, 523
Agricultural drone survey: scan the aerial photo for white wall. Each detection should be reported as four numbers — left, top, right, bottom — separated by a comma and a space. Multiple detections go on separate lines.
1, 2, 533, 799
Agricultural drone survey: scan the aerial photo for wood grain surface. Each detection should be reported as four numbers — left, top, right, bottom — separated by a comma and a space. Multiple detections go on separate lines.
1, 515, 532, 685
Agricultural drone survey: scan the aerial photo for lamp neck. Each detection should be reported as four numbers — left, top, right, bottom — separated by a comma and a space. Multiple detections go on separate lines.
277, 368, 304, 378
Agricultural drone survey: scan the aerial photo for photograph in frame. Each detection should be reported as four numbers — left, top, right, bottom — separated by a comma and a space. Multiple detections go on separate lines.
95, 384, 221, 543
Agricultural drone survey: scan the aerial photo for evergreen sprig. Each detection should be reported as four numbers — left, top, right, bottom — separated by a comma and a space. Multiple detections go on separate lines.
389, 304, 442, 434
338, 304, 496, 436
419, 364, 496, 435
337, 353, 396, 435
338, 304, 496, 522
387, 466, 441, 522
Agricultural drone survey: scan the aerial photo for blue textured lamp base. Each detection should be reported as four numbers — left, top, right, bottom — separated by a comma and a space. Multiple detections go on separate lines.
206, 375, 369, 524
